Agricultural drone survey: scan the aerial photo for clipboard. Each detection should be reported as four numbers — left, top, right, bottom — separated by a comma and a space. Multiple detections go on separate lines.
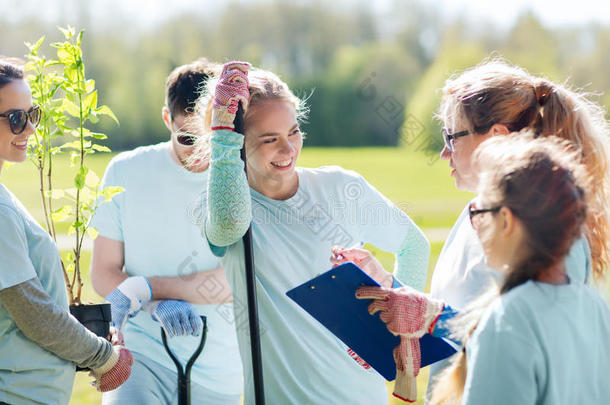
286, 262, 457, 381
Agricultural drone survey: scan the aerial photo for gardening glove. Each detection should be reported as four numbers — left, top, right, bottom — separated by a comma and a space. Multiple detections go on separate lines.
143, 299, 203, 338
108, 326, 124, 346
356, 285, 445, 402
330, 246, 394, 288
211, 61, 251, 131
90, 345, 134, 392
393, 336, 420, 402
104, 276, 153, 331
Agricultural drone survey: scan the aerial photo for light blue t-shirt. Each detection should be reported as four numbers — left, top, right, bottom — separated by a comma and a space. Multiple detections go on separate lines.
0, 184, 75, 405
427, 201, 591, 395
213, 166, 421, 405
463, 280, 610, 405
90, 142, 242, 395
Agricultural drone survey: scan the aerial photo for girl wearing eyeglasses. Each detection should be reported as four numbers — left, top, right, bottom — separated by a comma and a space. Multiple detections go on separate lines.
0, 58, 133, 404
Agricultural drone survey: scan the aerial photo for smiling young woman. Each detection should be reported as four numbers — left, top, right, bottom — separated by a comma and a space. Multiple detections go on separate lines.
0, 58, 133, 403
193, 62, 431, 404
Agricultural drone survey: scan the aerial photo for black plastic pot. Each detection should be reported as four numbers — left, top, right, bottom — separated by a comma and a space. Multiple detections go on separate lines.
69, 303, 112, 371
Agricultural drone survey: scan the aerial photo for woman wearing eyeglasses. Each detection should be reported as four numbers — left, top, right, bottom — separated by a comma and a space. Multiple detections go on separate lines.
0, 59, 133, 404
423, 59, 610, 393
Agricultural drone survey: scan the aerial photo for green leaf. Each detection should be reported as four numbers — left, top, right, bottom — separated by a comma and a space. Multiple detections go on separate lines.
91, 144, 111, 153
77, 29, 84, 47
61, 98, 80, 118
51, 205, 71, 222
85, 171, 100, 188
102, 186, 124, 201
89, 112, 100, 124
74, 166, 88, 189
58, 26, 74, 39
67, 225, 76, 236
27, 36, 45, 53
90, 132, 107, 140
65, 251, 75, 263
87, 227, 99, 240
44, 60, 62, 69
95, 105, 119, 125
56, 46, 74, 65
48, 83, 63, 98
60, 140, 91, 150
64, 65, 78, 83
85, 79, 95, 93
65, 261, 75, 273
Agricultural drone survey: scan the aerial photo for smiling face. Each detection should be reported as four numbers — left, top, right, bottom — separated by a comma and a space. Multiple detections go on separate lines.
0, 79, 35, 170
244, 99, 302, 200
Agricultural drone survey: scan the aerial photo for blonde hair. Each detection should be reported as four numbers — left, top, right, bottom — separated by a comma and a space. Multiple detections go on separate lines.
188, 67, 307, 165
439, 58, 610, 281
430, 133, 591, 404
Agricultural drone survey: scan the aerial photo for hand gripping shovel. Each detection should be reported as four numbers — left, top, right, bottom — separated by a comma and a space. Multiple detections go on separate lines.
161, 315, 208, 405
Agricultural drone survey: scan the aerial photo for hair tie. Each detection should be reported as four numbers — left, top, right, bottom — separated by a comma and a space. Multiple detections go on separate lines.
534, 81, 552, 107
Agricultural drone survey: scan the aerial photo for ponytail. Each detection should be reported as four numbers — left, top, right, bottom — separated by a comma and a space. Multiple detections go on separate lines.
531, 80, 609, 281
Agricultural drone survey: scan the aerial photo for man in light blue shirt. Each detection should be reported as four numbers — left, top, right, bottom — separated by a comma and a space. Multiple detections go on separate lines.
90, 60, 242, 404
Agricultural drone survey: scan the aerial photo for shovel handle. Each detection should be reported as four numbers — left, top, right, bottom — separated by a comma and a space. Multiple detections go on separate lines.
161, 316, 208, 405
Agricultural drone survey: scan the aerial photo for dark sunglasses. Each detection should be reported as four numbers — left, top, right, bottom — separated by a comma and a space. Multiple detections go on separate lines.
175, 133, 198, 146
0, 105, 41, 135
468, 201, 501, 230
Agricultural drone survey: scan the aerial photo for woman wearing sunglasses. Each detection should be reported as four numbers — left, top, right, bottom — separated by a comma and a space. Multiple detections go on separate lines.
0, 59, 133, 404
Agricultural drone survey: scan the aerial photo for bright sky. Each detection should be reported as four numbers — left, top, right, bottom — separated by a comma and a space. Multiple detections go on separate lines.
436, 0, 610, 28
3, 0, 610, 29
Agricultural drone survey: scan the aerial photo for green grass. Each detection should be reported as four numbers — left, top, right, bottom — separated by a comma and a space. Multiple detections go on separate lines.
299, 147, 474, 229
1, 148, 467, 404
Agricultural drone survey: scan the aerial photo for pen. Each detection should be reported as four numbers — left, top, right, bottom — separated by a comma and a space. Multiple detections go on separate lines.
336, 241, 364, 261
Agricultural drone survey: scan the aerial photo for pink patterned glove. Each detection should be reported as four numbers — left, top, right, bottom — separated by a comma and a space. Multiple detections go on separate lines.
211, 61, 251, 131
356, 286, 445, 402
90, 346, 134, 392
393, 337, 420, 402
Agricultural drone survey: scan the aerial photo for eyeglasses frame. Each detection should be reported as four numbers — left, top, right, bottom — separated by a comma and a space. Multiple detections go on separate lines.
468, 201, 502, 229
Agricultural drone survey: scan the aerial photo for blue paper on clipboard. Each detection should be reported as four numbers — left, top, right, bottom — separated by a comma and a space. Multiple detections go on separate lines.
286, 262, 457, 381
